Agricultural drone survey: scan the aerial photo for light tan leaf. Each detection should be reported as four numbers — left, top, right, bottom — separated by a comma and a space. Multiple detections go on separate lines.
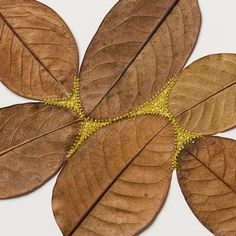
0, 0, 79, 100
169, 54, 236, 135
0, 103, 80, 198
52, 116, 175, 235
177, 136, 236, 235
80, 0, 201, 119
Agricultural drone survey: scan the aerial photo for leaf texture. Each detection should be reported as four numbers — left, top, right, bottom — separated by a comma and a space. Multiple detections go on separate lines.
177, 136, 236, 235
52, 116, 175, 235
79, 0, 201, 119
169, 54, 236, 135
0, 0, 79, 100
0, 103, 80, 198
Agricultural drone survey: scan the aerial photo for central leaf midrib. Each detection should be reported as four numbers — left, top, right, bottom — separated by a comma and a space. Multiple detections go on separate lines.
88, 0, 180, 116
0, 11, 69, 96
67, 121, 171, 236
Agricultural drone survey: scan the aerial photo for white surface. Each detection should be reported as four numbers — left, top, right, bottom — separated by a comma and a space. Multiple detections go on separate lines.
0, 0, 236, 235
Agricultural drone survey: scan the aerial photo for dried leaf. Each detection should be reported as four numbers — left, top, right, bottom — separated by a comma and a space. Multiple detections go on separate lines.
52, 116, 175, 235
0, 103, 80, 198
169, 54, 236, 135
0, 0, 79, 100
177, 136, 236, 235
79, 0, 201, 119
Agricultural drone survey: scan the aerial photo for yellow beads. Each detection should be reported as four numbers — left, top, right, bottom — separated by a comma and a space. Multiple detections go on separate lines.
127, 76, 201, 168
44, 77, 85, 119
44, 77, 113, 160
171, 121, 200, 168
129, 76, 178, 119
44, 76, 201, 169
67, 119, 112, 159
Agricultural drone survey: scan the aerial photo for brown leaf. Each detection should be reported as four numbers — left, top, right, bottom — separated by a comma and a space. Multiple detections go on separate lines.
169, 54, 236, 135
52, 116, 175, 235
0, 0, 79, 100
79, 0, 201, 119
177, 136, 236, 236
0, 103, 80, 198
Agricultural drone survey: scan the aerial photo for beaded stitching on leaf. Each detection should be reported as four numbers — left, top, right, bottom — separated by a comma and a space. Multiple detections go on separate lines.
44, 77, 85, 119
127, 76, 201, 168
44, 77, 113, 160
66, 119, 112, 158
44, 76, 201, 168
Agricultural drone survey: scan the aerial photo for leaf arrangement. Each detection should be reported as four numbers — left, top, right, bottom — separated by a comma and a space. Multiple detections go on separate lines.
0, 0, 235, 235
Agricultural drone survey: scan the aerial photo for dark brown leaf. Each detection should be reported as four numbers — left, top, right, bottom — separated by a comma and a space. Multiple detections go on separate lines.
0, 0, 79, 100
80, 0, 201, 119
169, 54, 236, 135
0, 103, 80, 198
177, 136, 236, 235
52, 116, 175, 236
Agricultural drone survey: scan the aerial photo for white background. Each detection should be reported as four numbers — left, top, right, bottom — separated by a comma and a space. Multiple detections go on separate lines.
0, 0, 236, 235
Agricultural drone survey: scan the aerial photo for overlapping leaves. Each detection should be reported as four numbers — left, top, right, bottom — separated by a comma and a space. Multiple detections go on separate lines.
0, 0, 235, 236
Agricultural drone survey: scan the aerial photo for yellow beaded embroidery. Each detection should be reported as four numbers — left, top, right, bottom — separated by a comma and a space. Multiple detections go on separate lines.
67, 119, 112, 158
128, 76, 201, 168
44, 76, 201, 169
44, 77, 85, 119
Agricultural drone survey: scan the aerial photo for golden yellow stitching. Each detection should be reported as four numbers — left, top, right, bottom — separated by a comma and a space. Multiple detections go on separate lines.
44, 76, 201, 168
128, 76, 177, 119
67, 119, 112, 159
44, 77, 85, 119
171, 121, 200, 168
127, 76, 201, 168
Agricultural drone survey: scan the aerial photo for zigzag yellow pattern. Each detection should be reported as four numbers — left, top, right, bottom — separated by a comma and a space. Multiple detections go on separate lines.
44, 76, 201, 168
